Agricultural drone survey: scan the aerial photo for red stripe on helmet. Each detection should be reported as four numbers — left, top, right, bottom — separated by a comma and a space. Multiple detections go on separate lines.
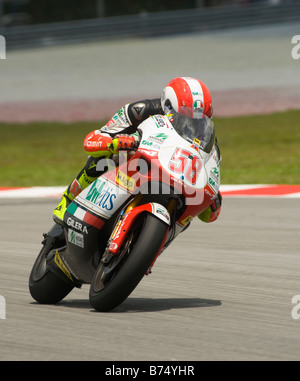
168, 77, 194, 117
197, 79, 213, 118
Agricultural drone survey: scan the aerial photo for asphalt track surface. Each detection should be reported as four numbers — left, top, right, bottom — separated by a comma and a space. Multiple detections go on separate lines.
1, 197, 300, 361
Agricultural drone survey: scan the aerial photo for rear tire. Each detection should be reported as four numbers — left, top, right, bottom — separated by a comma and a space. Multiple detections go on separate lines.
29, 237, 74, 304
89, 213, 168, 312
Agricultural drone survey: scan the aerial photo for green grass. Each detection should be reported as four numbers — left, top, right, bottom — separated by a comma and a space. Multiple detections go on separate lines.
0, 122, 97, 187
0, 110, 299, 187
216, 110, 300, 185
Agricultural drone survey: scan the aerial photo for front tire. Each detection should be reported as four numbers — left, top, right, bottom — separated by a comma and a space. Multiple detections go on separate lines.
89, 213, 168, 312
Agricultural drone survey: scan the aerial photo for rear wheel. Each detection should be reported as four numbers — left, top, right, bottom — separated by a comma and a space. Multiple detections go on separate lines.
89, 213, 168, 312
29, 230, 74, 304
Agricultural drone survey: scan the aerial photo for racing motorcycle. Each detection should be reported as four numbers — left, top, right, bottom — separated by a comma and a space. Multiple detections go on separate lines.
29, 111, 221, 312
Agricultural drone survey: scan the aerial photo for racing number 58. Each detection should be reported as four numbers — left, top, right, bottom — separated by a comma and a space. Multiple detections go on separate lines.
168, 147, 201, 185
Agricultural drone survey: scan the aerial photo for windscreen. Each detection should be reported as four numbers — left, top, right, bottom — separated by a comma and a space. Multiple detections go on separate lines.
170, 111, 216, 153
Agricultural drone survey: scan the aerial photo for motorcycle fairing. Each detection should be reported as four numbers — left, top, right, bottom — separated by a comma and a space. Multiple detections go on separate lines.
59, 217, 105, 284
137, 115, 220, 211
75, 176, 132, 221
60, 197, 113, 284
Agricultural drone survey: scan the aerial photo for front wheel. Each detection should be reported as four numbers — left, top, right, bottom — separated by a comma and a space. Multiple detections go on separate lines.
89, 213, 168, 312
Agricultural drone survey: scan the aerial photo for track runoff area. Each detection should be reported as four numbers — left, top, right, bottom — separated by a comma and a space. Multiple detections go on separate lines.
0, 184, 299, 198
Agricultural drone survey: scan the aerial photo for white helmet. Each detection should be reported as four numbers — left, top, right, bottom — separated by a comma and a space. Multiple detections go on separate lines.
161, 77, 213, 118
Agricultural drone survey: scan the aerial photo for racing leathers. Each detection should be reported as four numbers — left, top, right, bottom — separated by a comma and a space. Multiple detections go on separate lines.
53, 98, 222, 225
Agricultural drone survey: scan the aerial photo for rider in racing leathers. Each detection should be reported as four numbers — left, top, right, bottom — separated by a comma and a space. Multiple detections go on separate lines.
53, 77, 222, 226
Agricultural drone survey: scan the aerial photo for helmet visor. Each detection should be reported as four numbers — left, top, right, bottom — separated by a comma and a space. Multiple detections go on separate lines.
170, 111, 216, 153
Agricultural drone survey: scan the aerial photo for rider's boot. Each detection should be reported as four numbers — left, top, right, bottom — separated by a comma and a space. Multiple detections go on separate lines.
53, 169, 98, 225
53, 187, 73, 225
53, 156, 104, 225
53, 155, 114, 225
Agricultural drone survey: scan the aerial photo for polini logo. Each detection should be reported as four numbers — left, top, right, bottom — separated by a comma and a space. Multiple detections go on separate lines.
0, 295, 6, 319
0, 36, 6, 59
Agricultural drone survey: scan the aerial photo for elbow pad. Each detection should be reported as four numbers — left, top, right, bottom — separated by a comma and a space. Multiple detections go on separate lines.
127, 98, 163, 127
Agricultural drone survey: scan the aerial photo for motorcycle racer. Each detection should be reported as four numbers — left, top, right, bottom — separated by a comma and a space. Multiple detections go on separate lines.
53, 77, 222, 226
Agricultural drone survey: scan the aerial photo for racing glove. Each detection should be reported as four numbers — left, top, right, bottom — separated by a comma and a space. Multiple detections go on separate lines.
113, 135, 137, 150
84, 132, 138, 157
108, 134, 138, 154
